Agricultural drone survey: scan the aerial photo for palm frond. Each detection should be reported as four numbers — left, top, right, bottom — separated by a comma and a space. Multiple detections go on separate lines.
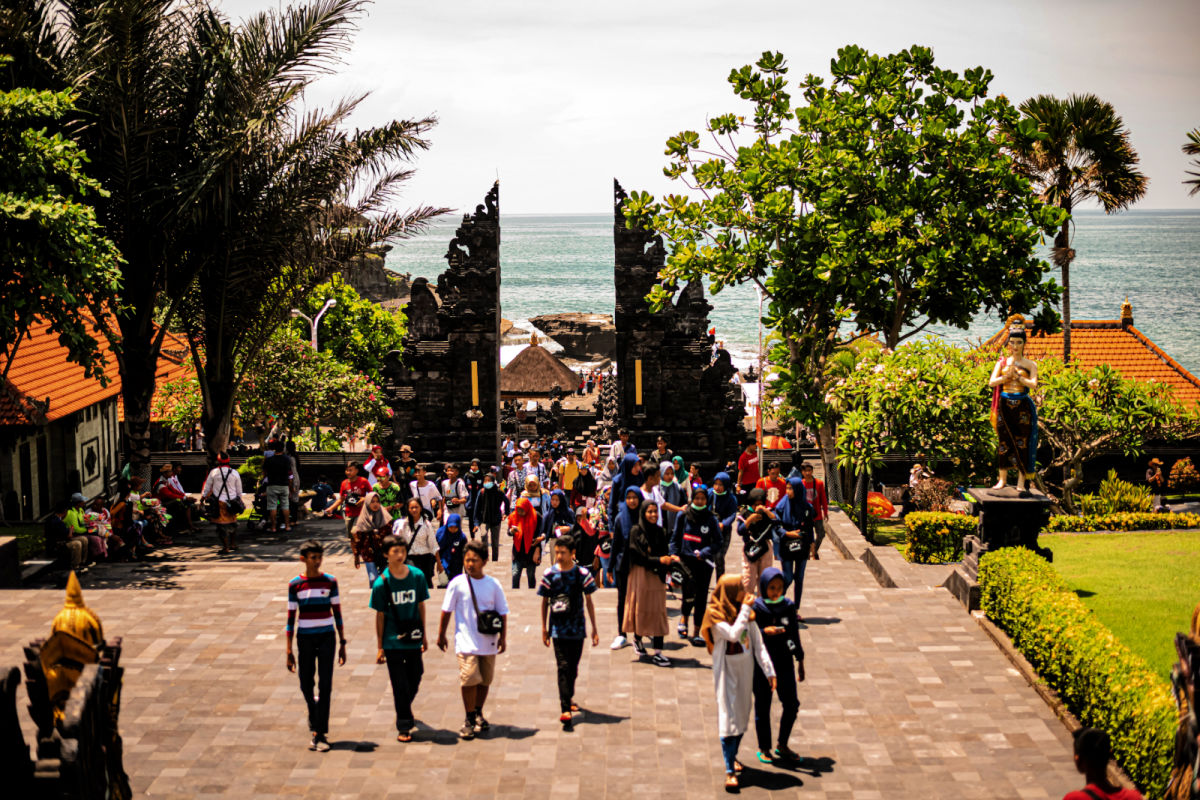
1184, 128, 1200, 197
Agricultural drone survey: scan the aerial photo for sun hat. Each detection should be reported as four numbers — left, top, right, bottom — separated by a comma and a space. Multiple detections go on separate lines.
1149, 457, 1163, 467
399, 444, 412, 453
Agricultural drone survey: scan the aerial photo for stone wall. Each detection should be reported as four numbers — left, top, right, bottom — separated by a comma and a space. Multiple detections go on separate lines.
611, 180, 743, 465
381, 184, 501, 464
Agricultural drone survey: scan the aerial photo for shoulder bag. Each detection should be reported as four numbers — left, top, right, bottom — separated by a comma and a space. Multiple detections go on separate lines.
743, 518, 772, 562
467, 575, 504, 635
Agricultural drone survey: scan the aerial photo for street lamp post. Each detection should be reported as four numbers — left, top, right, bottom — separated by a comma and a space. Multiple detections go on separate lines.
289, 298, 337, 351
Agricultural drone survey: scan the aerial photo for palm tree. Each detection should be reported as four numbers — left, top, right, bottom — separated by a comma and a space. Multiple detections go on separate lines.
1001, 94, 1147, 361
1185, 128, 1200, 196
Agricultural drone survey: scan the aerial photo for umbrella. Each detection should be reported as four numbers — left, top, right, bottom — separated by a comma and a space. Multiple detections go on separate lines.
866, 492, 896, 518
762, 435, 792, 450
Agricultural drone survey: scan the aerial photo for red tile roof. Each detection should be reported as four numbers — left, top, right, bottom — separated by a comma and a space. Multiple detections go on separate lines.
983, 305, 1200, 407
1, 322, 195, 426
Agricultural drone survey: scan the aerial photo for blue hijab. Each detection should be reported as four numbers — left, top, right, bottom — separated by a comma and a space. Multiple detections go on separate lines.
773, 477, 813, 530
609, 452, 642, 519
542, 488, 576, 537
436, 513, 466, 566
711, 471, 738, 526
752, 565, 793, 616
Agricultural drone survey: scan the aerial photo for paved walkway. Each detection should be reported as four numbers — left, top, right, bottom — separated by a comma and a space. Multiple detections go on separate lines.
2, 521, 1081, 799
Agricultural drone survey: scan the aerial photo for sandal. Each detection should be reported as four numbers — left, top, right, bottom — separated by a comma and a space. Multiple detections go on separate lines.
756, 750, 774, 763
677, 623, 688, 638
397, 732, 412, 743
733, 759, 744, 773
774, 745, 801, 762
725, 774, 739, 793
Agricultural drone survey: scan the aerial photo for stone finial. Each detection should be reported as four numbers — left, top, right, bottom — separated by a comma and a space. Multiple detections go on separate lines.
530, 333, 539, 347
52, 572, 104, 648
1121, 298, 1133, 328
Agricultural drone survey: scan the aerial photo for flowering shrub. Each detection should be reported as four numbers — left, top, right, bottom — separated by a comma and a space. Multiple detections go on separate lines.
903, 511, 973, 563
910, 477, 957, 512
1043, 511, 1200, 533
1076, 469, 1151, 515
1168, 457, 1200, 491
978, 547, 1174, 796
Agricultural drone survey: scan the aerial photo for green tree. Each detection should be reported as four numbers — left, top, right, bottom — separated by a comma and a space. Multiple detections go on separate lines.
625, 46, 1062, 501
1001, 95, 1148, 361
288, 279, 406, 382
0, 61, 122, 383
1034, 359, 1199, 513
1184, 128, 1200, 197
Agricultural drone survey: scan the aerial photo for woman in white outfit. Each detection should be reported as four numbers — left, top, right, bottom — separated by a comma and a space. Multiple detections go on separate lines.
700, 573, 776, 793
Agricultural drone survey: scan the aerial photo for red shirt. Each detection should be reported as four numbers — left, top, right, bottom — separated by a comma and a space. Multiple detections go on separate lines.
737, 451, 760, 486
1063, 786, 1143, 800
801, 477, 829, 520
339, 477, 371, 518
756, 477, 787, 508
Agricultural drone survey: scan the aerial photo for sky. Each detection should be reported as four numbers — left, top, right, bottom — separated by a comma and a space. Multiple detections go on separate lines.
218, 0, 1200, 215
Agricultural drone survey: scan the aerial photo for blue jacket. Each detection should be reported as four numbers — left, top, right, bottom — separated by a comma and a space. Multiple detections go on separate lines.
610, 486, 643, 574
670, 505, 719, 563
773, 476, 815, 549
711, 471, 739, 539
609, 453, 642, 522
540, 489, 576, 540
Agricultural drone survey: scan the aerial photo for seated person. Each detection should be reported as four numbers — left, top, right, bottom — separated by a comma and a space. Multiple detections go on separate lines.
310, 475, 335, 514
45, 501, 88, 572
154, 463, 197, 533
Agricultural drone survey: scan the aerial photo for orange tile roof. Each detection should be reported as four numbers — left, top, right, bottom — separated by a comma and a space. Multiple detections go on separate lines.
983, 308, 1200, 408
116, 328, 195, 422
1, 322, 195, 426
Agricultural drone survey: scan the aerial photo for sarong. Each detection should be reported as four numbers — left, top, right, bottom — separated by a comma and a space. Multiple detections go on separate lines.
994, 391, 1037, 474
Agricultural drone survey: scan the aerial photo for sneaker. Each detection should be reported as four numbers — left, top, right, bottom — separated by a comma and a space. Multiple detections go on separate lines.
309, 733, 319, 751
313, 735, 330, 752
473, 713, 489, 733
650, 653, 671, 667
691, 636, 706, 647
458, 719, 476, 740
632, 638, 647, 657
610, 635, 628, 650
560, 711, 573, 730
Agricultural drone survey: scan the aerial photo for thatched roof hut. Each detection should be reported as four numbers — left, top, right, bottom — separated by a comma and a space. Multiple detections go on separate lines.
500, 336, 578, 397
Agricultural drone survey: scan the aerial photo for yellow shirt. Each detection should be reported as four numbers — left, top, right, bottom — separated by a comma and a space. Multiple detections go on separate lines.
558, 460, 581, 490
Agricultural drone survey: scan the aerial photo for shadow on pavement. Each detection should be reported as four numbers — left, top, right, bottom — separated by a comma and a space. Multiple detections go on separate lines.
738, 766, 804, 791
798, 617, 841, 627
573, 708, 628, 726
482, 724, 538, 740
330, 740, 377, 752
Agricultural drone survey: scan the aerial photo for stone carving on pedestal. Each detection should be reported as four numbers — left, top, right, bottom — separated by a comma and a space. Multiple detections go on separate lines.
611, 179, 742, 465
381, 183, 501, 464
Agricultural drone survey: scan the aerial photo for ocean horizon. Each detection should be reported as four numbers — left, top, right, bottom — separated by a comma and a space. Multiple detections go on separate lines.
386, 208, 1200, 376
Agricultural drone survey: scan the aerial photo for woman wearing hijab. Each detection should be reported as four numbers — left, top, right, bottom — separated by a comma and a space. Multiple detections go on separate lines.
507, 496, 543, 589
436, 513, 468, 580
351, 492, 392, 588
670, 485, 720, 644
751, 567, 805, 764
772, 477, 815, 610
597, 457, 617, 495
738, 488, 777, 594
623, 501, 677, 666
392, 498, 439, 589
363, 444, 392, 487
608, 453, 642, 523
608, 486, 643, 650
541, 489, 576, 544
671, 456, 690, 502
520, 474, 550, 519
700, 575, 775, 792
710, 472, 740, 579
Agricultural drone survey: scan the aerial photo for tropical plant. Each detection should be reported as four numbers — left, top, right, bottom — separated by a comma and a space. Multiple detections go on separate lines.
150, 375, 203, 440
1184, 128, 1200, 197
287, 279, 406, 382
1076, 469, 1152, 515
904, 512, 973, 564
1001, 95, 1148, 361
624, 46, 1062, 502
0, 59, 122, 383
1033, 359, 1200, 512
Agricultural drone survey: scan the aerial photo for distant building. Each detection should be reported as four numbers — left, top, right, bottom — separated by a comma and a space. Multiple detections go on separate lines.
500, 336, 579, 400
983, 300, 1200, 407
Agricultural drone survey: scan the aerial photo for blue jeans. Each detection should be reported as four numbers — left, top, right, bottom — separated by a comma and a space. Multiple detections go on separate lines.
597, 554, 613, 587
777, 554, 808, 607
721, 734, 744, 774
365, 561, 380, 588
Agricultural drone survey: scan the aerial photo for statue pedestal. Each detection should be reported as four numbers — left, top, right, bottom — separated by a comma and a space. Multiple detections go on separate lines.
943, 488, 1054, 611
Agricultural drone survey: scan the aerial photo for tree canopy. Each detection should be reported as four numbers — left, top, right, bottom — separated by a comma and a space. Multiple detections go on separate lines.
287, 279, 406, 382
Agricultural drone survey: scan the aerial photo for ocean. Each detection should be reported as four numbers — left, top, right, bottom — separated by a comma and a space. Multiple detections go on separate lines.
385, 209, 1200, 376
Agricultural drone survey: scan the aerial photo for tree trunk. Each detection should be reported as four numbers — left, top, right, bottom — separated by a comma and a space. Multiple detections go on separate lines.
116, 314, 161, 481
818, 422, 842, 504
1060, 457, 1084, 514
201, 376, 236, 467
1057, 205, 1073, 362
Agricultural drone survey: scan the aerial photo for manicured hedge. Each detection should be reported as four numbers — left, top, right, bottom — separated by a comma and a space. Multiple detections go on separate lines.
903, 511, 972, 564
978, 547, 1175, 797
1044, 510, 1200, 533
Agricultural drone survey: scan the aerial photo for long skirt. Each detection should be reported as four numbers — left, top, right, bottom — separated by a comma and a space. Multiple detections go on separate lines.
622, 564, 670, 637
995, 391, 1037, 474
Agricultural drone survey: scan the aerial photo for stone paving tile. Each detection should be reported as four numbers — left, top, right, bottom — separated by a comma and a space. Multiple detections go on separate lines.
1, 537, 1081, 798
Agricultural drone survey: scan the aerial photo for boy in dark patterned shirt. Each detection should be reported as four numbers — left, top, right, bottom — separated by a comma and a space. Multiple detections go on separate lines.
538, 534, 598, 730
286, 540, 347, 752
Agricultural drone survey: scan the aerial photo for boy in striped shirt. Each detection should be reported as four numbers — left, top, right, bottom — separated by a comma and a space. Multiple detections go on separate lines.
286, 539, 347, 752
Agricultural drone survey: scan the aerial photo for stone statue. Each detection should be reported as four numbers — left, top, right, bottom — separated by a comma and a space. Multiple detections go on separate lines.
988, 315, 1039, 492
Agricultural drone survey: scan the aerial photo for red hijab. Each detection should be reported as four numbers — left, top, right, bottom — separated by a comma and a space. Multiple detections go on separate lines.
507, 496, 539, 552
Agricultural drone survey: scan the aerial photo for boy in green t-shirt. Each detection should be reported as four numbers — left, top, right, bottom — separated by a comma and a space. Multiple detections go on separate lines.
370, 535, 429, 742
373, 469, 404, 515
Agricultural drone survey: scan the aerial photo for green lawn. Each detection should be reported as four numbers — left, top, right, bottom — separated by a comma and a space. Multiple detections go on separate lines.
871, 517, 907, 551
1, 523, 45, 562
1043, 529, 1200, 680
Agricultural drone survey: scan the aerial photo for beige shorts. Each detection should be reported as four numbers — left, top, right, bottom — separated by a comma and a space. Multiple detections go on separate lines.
457, 653, 496, 687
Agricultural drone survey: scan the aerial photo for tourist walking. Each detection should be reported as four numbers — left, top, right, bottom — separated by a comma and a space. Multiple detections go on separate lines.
437, 513, 468, 581
200, 453, 243, 555
351, 492, 392, 588
364, 444, 392, 487
623, 501, 676, 666
323, 461, 371, 540
541, 489, 576, 545
263, 444, 295, 532
520, 473, 550, 518
392, 445, 419, 503
463, 459, 486, 537
608, 486, 643, 650
440, 463, 470, 524
437, 541, 509, 740
671, 485, 719, 643
373, 469, 404, 515
738, 489, 776, 594
285, 540, 347, 753
370, 535, 428, 743
736, 441, 760, 501
582, 440, 599, 467
799, 463, 829, 560
537, 534, 599, 730
506, 496, 543, 589
755, 462, 787, 508
750, 567, 804, 764
472, 471, 508, 562
772, 477, 814, 609
701, 575, 775, 793
394, 498, 439, 589
710, 472, 739, 578
658, 461, 688, 538
608, 452, 642, 522
408, 464, 443, 520
1062, 728, 1144, 799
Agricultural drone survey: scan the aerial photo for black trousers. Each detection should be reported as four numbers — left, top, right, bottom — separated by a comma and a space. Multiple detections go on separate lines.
297, 632, 335, 735
384, 649, 424, 732
680, 556, 714, 631
753, 655, 799, 753
552, 638, 585, 712
615, 563, 629, 635
409, 554, 436, 588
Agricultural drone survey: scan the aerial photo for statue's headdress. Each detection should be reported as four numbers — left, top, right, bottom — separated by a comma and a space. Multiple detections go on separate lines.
1006, 314, 1027, 342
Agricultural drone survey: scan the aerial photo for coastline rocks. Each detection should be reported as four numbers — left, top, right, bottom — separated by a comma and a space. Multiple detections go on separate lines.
530, 313, 615, 361
343, 246, 411, 304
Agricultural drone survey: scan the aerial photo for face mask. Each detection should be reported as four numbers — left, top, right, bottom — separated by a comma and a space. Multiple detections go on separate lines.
690, 503, 706, 512
714, 489, 727, 496
764, 595, 785, 604
483, 482, 494, 489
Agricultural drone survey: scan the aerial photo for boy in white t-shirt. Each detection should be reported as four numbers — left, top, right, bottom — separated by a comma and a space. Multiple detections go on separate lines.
437, 541, 509, 740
